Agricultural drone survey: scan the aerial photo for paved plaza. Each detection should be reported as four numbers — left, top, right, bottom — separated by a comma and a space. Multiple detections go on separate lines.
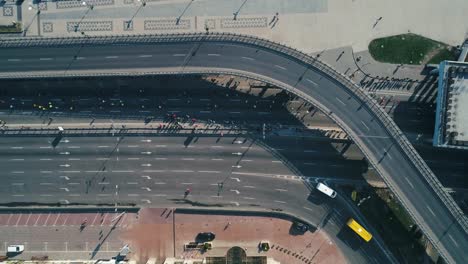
1, 0, 466, 53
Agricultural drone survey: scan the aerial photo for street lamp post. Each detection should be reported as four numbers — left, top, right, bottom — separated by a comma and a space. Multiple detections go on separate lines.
125, 0, 146, 30
23, 2, 41, 36
74, 1, 94, 33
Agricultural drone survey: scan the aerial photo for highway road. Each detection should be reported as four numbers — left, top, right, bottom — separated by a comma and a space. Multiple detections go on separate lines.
0, 135, 388, 263
0, 37, 466, 263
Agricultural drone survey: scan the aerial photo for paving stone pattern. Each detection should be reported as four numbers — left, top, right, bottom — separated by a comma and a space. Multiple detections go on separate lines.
38, 2, 48, 11
204, 18, 216, 30
67, 21, 113, 32
144, 19, 191, 30
2, 6, 13, 17
56, 0, 115, 9
220, 17, 267, 29
42, 22, 54, 33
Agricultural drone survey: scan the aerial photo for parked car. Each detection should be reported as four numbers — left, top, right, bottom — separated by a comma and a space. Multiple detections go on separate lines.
196, 232, 215, 242
7, 245, 24, 253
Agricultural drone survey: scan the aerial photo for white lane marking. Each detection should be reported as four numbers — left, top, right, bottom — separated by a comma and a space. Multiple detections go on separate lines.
242, 159, 253, 162
207, 53, 220, 56
173, 54, 186, 56
40, 183, 53, 185
173, 170, 194, 173
275, 65, 286, 70
68, 158, 80, 161
40, 158, 52, 161
39, 58, 53, 61
155, 158, 167, 160
12, 194, 24, 197
211, 195, 222, 198
230, 177, 240, 182
243, 186, 255, 188
128, 158, 140, 160
10, 159, 24, 161
11, 171, 24, 174
361, 121, 370, 131
96, 158, 109, 160
155, 145, 167, 147
76, 57, 85, 60
40, 194, 53, 197
85, 170, 100, 173
11, 183, 24, 186
448, 235, 459, 247
128, 145, 139, 148
98, 182, 110, 185
306, 78, 317, 86
211, 158, 224, 161
199, 171, 221, 173
67, 146, 80, 149
275, 189, 288, 192
181, 182, 193, 185
211, 146, 224, 148
127, 182, 138, 185
154, 182, 166, 185
68, 183, 80, 185
112, 170, 134, 173
40, 146, 52, 149
8, 59, 21, 62
98, 194, 111, 197
59, 170, 80, 173
303, 206, 314, 212
243, 197, 255, 200
241, 56, 254, 61
143, 170, 166, 172
98, 146, 109, 148
386, 152, 393, 160
336, 97, 346, 106
426, 206, 436, 216
230, 202, 240, 206
141, 164, 152, 167
11, 147, 24, 149
152, 194, 167, 197
274, 200, 287, 204
138, 55, 153, 58
230, 190, 240, 194
272, 160, 282, 163
182, 158, 195, 160
404, 177, 414, 189
105, 56, 118, 59
40, 171, 52, 173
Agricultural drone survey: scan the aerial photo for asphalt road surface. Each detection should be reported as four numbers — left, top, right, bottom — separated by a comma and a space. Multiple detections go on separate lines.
0, 41, 466, 263
0, 135, 389, 263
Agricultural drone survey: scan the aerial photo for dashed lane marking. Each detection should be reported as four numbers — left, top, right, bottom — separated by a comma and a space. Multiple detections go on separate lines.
241, 56, 254, 61
306, 79, 318, 86
173, 54, 186, 56
198, 170, 220, 173
404, 177, 414, 189
39, 58, 53, 61
105, 56, 118, 59
426, 205, 436, 216
274, 65, 286, 70
138, 55, 153, 58
243, 186, 255, 188
448, 235, 459, 247
361, 121, 370, 131
7, 59, 21, 62
275, 189, 288, 192
207, 53, 220, 56
274, 200, 287, 204
336, 97, 346, 106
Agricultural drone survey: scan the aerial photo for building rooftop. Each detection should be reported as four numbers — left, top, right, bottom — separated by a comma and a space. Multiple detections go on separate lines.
433, 61, 468, 149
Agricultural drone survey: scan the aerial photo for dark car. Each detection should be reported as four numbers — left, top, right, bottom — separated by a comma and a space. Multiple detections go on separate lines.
293, 221, 309, 232
196, 232, 216, 242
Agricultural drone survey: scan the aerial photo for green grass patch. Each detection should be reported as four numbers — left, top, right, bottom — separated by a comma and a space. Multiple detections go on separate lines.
0, 23, 22, 33
427, 47, 458, 64
369, 34, 446, 65
350, 188, 426, 263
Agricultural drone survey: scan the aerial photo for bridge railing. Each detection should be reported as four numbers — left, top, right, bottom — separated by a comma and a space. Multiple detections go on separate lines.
1, 32, 466, 259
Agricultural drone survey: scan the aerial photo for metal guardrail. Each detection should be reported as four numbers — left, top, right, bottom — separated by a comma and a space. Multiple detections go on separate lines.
0, 32, 466, 262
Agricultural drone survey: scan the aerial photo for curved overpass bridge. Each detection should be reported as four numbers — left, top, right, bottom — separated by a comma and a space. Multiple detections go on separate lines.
0, 33, 467, 263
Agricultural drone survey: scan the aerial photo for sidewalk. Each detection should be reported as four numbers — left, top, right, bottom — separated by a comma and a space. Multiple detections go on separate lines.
4, 0, 466, 53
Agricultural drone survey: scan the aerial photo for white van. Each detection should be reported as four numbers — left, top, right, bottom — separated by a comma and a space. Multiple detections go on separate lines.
316, 183, 337, 198
7, 245, 24, 253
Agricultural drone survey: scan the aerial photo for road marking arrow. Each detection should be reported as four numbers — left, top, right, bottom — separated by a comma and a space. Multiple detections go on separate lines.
60, 188, 69, 192
59, 164, 71, 167
230, 189, 240, 194
230, 177, 241, 182
60, 176, 70, 180
234, 140, 243, 144
232, 152, 242, 156
59, 152, 70, 155
141, 187, 151, 191
62, 140, 70, 143
141, 199, 151, 204
230, 201, 240, 206
141, 139, 152, 143
141, 151, 152, 155
141, 176, 151, 180
232, 165, 242, 168
60, 199, 70, 204
141, 164, 152, 167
